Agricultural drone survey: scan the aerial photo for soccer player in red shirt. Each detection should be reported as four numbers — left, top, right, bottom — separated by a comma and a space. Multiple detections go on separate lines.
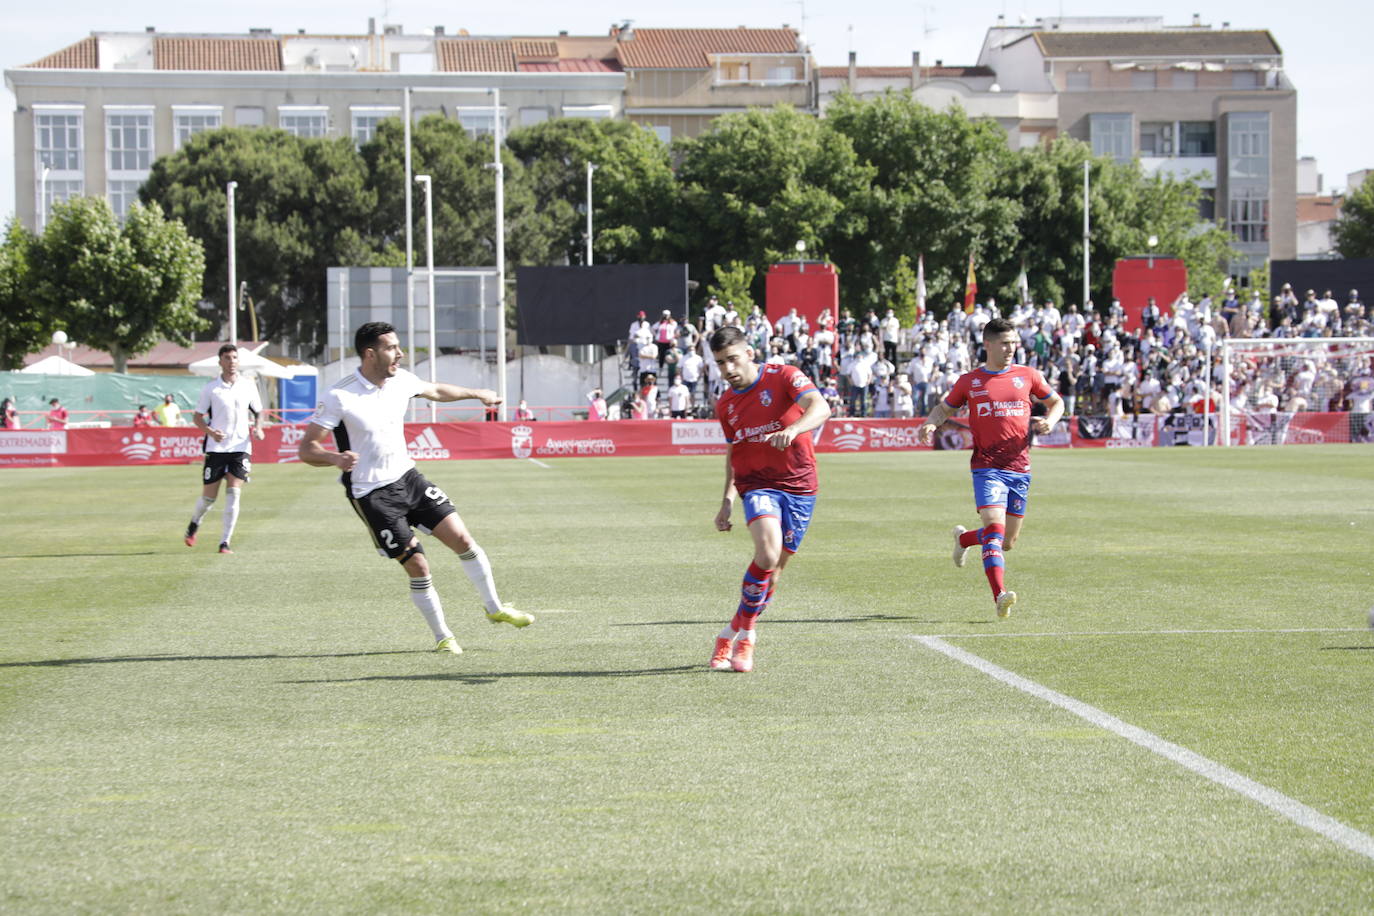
917, 318, 1064, 617
709, 326, 832, 672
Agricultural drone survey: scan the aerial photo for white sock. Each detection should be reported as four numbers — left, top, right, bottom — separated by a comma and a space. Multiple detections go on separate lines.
221, 488, 241, 545
458, 544, 502, 614
737, 629, 756, 645
410, 576, 452, 640
717, 627, 737, 641
191, 496, 215, 525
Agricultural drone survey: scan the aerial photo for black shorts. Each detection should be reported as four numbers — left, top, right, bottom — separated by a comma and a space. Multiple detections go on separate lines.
203, 451, 251, 484
349, 468, 457, 559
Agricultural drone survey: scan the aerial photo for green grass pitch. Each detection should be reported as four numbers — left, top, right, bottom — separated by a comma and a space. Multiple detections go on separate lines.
2, 445, 1372, 912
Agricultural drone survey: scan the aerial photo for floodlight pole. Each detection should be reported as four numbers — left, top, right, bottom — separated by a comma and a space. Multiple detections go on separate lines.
403, 87, 415, 420
1082, 160, 1090, 310
586, 161, 597, 266
586, 161, 598, 364
493, 87, 507, 421
227, 180, 238, 346
416, 174, 437, 422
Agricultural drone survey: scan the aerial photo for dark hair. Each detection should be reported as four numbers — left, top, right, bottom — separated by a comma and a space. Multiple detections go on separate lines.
983, 317, 1016, 339
708, 326, 748, 353
355, 321, 396, 357
217, 343, 237, 357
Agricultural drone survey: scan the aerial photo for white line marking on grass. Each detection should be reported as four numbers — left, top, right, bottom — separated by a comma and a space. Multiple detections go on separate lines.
922, 627, 1366, 639
913, 635, 1374, 863
527, 458, 552, 469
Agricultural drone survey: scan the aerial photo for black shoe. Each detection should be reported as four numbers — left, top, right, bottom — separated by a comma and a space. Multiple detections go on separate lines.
218, 542, 233, 555
184, 521, 198, 547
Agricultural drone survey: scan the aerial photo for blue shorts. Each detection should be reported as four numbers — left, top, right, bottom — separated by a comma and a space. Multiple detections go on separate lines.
741, 489, 817, 554
971, 468, 1031, 518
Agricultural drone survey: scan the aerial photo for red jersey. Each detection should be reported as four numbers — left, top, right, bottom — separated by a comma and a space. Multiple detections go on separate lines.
716, 363, 819, 494
943, 364, 1052, 472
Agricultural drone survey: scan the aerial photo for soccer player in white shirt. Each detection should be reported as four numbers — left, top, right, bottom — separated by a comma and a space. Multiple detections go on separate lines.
184, 344, 264, 554
298, 323, 532, 654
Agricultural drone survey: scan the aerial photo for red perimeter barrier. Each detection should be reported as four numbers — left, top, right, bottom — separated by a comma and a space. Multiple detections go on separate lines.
0, 414, 1367, 469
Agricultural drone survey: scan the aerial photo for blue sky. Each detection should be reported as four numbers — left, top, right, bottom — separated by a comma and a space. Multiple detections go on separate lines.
3, 0, 1371, 222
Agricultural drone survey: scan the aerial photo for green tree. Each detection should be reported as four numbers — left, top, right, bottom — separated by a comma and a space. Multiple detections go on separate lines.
825, 91, 1020, 315
506, 118, 679, 266
142, 127, 384, 355
0, 220, 48, 370
885, 254, 919, 325
706, 261, 756, 311
671, 105, 874, 302
1333, 178, 1374, 259
29, 197, 207, 372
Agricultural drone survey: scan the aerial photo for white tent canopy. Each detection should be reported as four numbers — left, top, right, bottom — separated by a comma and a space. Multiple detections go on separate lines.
188, 347, 295, 380
20, 355, 95, 376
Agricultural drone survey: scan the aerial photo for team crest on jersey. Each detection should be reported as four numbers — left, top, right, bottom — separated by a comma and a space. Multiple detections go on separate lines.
972, 378, 982, 387
760, 390, 773, 407
1012, 377, 1024, 389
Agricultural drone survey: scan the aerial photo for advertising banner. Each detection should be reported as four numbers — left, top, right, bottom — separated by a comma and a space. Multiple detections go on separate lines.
2, 415, 1367, 469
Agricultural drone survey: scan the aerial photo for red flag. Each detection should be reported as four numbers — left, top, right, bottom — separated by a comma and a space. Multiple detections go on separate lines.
963, 254, 977, 314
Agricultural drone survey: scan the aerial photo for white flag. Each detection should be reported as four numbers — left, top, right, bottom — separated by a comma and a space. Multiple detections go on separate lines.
1016, 261, 1030, 307
916, 254, 927, 317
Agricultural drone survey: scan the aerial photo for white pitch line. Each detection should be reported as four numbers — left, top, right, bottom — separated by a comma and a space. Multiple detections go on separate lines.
914, 635, 1374, 863
920, 627, 1367, 639
527, 458, 552, 469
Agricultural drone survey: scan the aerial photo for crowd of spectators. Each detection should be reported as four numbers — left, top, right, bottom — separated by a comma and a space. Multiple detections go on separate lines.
618, 286, 1374, 421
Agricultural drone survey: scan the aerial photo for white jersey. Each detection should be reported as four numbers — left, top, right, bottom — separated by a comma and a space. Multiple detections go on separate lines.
195, 374, 262, 454
312, 367, 426, 498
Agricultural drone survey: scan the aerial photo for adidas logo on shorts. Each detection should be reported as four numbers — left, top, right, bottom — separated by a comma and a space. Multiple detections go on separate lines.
407, 427, 451, 460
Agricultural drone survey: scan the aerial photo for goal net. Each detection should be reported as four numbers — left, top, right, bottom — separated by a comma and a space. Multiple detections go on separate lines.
1220, 337, 1374, 445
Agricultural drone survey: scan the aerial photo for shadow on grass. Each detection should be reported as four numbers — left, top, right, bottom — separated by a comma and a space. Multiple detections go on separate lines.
0, 650, 421, 668
613, 615, 983, 626
283, 664, 701, 686
0, 551, 160, 560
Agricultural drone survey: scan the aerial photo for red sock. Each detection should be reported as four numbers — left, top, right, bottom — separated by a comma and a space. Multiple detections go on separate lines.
959, 527, 982, 548
980, 524, 1006, 598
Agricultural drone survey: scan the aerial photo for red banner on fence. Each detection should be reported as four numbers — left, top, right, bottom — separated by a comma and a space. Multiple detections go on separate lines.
1, 414, 1367, 469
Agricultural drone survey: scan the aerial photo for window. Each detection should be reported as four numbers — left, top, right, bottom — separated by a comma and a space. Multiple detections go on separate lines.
519, 107, 550, 127
767, 65, 798, 82
1171, 71, 1197, 90
560, 104, 613, 121
235, 106, 265, 127
650, 124, 671, 143
1197, 188, 1216, 221
1178, 121, 1216, 157
718, 61, 750, 82
279, 107, 329, 138
39, 179, 84, 226
1089, 113, 1132, 162
173, 107, 222, 150
1066, 71, 1091, 91
1139, 121, 1172, 156
1228, 188, 1269, 242
106, 107, 153, 221
1131, 71, 1155, 91
107, 110, 152, 171
108, 179, 144, 221
457, 107, 499, 137
1231, 71, 1260, 90
351, 107, 399, 146
35, 109, 83, 171
1228, 112, 1269, 180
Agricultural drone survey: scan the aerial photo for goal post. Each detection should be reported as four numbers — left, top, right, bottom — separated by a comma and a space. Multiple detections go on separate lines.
1220, 337, 1374, 446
